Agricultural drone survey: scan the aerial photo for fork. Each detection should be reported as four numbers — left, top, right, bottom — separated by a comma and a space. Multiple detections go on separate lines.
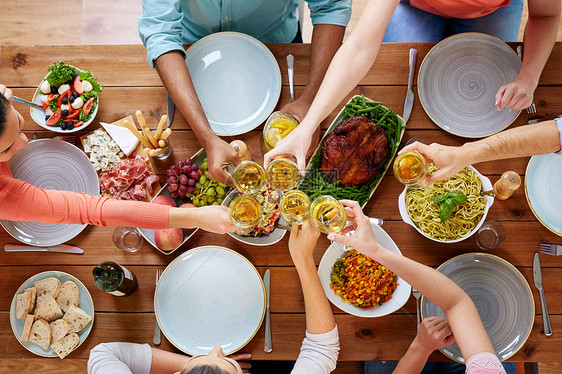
153, 269, 162, 346
516, 46, 536, 115
412, 288, 421, 329
540, 243, 562, 256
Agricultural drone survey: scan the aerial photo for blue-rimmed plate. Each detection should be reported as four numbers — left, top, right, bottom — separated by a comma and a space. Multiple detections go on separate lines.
318, 222, 411, 317
525, 153, 562, 236
10, 271, 94, 357
421, 253, 534, 362
155, 246, 265, 355
185, 32, 281, 136
0, 139, 99, 246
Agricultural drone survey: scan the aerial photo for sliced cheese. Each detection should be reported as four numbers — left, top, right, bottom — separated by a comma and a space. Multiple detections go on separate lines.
101, 122, 139, 156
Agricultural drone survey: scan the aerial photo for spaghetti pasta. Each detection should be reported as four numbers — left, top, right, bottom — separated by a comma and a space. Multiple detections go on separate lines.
406, 167, 487, 241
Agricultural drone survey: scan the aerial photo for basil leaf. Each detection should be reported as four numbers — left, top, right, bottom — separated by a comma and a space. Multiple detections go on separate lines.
439, 202, 453, 222
432, 194, 447, 202
449, 193, 467, 205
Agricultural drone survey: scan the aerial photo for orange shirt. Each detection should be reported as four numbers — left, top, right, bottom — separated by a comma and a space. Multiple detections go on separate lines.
409, 0, 511, 18
0, 163, 170, 229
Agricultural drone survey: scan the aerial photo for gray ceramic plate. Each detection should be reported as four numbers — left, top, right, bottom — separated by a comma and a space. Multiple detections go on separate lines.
418, 33, 521, 138
421, 253, 534, 362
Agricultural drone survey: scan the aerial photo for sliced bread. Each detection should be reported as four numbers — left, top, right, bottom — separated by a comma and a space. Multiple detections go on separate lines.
24, 287, 37, 312
34, 277, 61, 303
50, 319, 70, 343
51, 332, 79, 359
55, 281, 80, 312
28, 319, 51, 350
20, 314, 35, 342
63, 306, 92, 334
16, 291, 32, 319
34, 296, 63, 322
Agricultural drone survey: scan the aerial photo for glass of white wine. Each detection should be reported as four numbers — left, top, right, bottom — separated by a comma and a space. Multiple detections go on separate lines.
280, 190, 310, 225
310, 196, 347, 235
232, 161, 266, 194
229, 194, 262, 229
266, 157, 301, 191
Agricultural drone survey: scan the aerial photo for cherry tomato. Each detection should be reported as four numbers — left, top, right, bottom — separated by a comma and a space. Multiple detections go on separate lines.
82, 97, 95, 116
73, 76, 84, 95
47, 93, 59, 102
46, 109, 61, 127
64, 107, 80, 119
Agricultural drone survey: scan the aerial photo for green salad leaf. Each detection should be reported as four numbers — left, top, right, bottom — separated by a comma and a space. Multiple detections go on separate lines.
79, 70, 103, 97
432, 192, 467, 222
46, 61, 78, 87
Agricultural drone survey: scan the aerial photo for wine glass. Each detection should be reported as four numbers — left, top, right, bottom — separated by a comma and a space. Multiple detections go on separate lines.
393, 151, 428, 189
228, 194, 262, 229
232, 161, 266, 194
266, 157, 301, 191
280, 190, 310, 225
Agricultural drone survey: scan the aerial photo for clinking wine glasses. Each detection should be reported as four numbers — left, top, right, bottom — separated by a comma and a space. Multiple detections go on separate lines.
229, 194, 262, 228
265, 157, 301, 191
280, 190, 310, 225
310, 196, 347, 234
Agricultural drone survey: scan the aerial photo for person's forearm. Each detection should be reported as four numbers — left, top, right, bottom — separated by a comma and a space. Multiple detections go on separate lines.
294, 257, 336, 334
394, 340, 432, 374
299, 24, 345, 103
150, 347, 189, 374
462, 120, 560, 165
154, 51, 220, 149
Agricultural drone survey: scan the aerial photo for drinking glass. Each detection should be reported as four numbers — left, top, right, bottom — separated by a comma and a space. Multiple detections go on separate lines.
266, 158, 301, 191
232, 161, 266, 194
310, 196, 347, 234
476, 221, 506, 250
229, 194, 262, 228
393, 151, 428, 188
112, 226, 143, 253
280, 190, 310, 225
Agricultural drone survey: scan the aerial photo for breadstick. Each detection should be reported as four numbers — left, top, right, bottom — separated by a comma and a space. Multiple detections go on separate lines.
136, 110, 159, 148
155, 115, 167, 140
160, 128, 172, 141
123, 119, 153, 149
144, 147, 152, 154
149, 147, 167, 156
158, 139, 166, 148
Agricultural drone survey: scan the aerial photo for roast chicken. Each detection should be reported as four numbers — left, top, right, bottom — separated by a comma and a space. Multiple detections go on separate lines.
321, 115, 390, 186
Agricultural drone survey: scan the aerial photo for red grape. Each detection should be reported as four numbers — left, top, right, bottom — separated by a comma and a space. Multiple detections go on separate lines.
172, 166, 180, 174
166, 176, 176, 185
182, 165, 191, 173
185, 158, 192, 165
179, 174, 188, 185
169, 183, 178, 192
170, 191, 178, 199
166, 169, 175, 177
178, 184, 188, 196
186, 186, 195, 194
177, 160, 184, 168
187, 178, 196, 186
189, 171, 198, 180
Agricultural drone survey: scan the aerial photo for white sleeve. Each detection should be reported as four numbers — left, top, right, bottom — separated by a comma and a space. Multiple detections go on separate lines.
291, 326, 340, 374
88, 343, 153, 374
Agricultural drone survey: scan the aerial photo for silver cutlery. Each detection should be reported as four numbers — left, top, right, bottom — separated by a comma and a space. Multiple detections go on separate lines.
166, 92, 175, 127
13, 96, 44, 110
287, 54, 295, 103
4, 244, 83, 254
516, 46, 536, 115
528, 115, 562, 125
402, 48, 417, 123
540, 243, 562, 256
412, 288, 421, 329
153, 269, 162, 346
533, 252, 552, 336
264, 269, 272, 353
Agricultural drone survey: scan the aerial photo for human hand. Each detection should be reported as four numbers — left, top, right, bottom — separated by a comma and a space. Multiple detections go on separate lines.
0, 85, 13, 104
495, 78, 535, 111
205, 138, 240, 188
228, 352, 252, 373
191, 205, 238, 234
412, 317, 455, 355
263, 123, 313, 171
288, 220, 320, 265
399, 142, 469, 188
280, 96, 313, 123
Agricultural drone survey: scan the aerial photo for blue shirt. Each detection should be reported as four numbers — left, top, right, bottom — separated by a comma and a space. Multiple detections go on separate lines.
555, 117, 562, 155
138, 0, 352, 68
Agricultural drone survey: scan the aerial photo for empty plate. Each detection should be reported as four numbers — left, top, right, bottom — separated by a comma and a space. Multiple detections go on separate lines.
418, 33, 521, 138
185, 32, 281, 136
0, 139, 99, 246
525, 153, 562, 236
421, 253, 534, 362
155, 246, 265, 355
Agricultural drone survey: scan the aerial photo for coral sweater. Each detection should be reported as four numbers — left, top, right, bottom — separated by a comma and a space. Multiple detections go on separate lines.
0, 163, 170, 229
409, 0, 511, 18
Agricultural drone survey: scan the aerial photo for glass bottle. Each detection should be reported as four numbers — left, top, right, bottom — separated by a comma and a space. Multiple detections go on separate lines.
93, 261, 138, 296
493, 171, 521, 200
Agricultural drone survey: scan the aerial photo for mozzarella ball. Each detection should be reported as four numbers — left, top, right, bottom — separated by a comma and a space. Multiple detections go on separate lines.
40, 81, 51, 94
45, 108, 53, 116
71, 97, 84, 109
82, 81, 93, 92
40, 95, 49, 104
61, 104, 70, 111
58, 84, 71, 95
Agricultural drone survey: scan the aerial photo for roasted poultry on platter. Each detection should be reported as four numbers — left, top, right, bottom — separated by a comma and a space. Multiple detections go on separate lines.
321, 115, 390, 186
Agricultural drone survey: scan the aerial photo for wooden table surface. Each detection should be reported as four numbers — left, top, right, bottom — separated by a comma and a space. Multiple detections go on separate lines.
0, 42, 562, 372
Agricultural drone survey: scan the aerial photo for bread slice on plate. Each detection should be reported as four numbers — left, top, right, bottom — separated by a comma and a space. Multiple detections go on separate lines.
55, 281, 80, 313
51, 332, 80, 359
16, 291, 33, 319
34, 296, 63, 322
34, 277, 61, 303
63, 306, 92, 334
24, 287, 37, 312
20, 314, 35, 342
50, 319, 70, 343
28, 319, 51, 350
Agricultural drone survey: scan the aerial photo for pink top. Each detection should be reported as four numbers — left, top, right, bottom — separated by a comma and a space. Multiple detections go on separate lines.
409, 0, 511, 18
0, 162, 170, 229
466, 352, 507, 374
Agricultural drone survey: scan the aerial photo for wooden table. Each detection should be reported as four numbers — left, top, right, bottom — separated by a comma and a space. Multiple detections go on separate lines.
0, 43, 561, 372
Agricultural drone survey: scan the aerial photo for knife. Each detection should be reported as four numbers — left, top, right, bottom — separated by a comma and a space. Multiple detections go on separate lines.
287, 54, 295, 103
166, 92, 175, 127
403, 48, 417, 123
528, 115, 561, 125
533, 252, 552, 336
4, 244, 84, 254
264, 269, 272, 353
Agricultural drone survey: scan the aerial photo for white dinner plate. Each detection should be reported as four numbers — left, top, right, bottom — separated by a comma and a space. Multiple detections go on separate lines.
421, 253, 534, 362
525, 153, 562, 236
0, 139, 99, 246
185, 32, 281, 136
10, 271, 95, 357
155, 246, 265, 355
318, 222, 411, 318
418, 33, 521, 138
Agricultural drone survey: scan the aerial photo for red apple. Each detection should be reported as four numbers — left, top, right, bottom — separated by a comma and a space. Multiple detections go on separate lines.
180, 203, 196, 209
154, 228, 183, 251
151, 195, 176, 207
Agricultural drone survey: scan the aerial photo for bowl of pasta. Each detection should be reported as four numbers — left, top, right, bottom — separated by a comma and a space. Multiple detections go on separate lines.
398, 166, 494, 243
